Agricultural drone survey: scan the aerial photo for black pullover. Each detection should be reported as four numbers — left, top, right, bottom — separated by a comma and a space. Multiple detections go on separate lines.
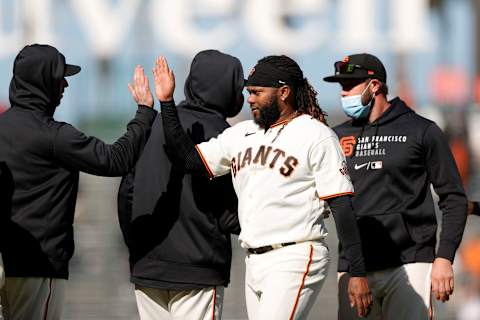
334, 97, 467, 272
0, 44, 156, 279
117, 50, 244, 289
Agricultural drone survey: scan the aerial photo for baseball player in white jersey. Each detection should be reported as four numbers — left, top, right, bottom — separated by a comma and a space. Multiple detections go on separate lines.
149, 55, 372, 319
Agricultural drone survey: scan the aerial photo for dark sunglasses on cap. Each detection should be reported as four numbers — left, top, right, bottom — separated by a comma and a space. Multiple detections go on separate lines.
334, 61, 368, 74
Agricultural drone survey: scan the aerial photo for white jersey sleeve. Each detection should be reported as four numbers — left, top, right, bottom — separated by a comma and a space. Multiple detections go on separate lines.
310, 135, 354, 200
196, 125, 235, 178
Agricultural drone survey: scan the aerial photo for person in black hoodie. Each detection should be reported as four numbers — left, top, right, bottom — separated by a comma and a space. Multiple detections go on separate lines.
0, 161, 13, 320
117, 50, 243, 320
0, 44, 156, 320
324, 53, 468, 319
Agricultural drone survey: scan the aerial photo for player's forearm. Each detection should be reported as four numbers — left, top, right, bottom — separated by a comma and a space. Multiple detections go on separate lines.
327, 195, 366, 276
160, 100, 208, 174
436, 193, 468, 262
469, 201, 479, 216
424, 123, 468, 262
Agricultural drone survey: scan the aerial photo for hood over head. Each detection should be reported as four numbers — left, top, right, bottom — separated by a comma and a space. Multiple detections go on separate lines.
9, 44, 81, 115
181, 50, 244, 118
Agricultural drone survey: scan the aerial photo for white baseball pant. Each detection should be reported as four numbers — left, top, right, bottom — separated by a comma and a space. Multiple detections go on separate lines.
338, 263, 433, 320
0, 276, 66, 320
134, 285, 223, 320
245, 240, 330, 320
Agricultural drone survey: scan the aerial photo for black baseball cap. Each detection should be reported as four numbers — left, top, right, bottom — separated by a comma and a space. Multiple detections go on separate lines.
64, 64, 81, 77
323, 53, 386, 83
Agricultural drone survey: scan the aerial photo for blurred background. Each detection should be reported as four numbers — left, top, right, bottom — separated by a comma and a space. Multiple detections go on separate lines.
0, 0, 479, 319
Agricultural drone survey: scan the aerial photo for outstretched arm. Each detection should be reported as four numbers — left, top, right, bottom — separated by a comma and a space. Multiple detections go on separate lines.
54, 66, 156, 176
152, 56, 209, 176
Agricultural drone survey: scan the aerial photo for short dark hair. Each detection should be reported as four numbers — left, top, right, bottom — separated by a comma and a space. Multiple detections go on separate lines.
377, 81, 389, 96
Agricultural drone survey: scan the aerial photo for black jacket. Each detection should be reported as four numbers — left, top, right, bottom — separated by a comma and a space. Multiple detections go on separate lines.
334, 98, 467, 272
0, 44, 156, 279
0, 161, 13, 253
117, 50, 243, 290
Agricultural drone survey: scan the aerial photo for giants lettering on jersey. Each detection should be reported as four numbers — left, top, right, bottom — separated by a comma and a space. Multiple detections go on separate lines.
230, 145, 298, 178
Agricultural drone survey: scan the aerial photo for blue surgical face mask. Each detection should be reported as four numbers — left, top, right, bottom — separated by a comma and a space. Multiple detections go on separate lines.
341, 81, 374, 119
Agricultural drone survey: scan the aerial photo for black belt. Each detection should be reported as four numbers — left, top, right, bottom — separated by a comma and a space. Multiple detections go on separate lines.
247, 242, 297, 255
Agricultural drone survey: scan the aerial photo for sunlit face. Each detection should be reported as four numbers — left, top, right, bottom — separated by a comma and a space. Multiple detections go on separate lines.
246, 86, 281, 128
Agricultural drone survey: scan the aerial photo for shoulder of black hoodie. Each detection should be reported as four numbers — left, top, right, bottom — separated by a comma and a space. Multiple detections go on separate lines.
52, 105, 156, 176
334, 97, 422, 132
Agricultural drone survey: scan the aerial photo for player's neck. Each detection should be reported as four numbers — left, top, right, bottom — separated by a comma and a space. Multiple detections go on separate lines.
271, 108, 298, 127
369, 96, 390, 123
278, 106, 297, 122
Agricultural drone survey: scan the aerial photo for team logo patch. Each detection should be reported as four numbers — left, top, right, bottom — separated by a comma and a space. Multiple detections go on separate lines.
340, 136, 357, 157
339, 160, 352, 182
339, 160, 349, 175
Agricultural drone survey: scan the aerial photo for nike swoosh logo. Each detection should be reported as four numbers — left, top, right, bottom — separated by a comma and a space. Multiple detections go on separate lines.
354, 163, 369, 170
245, 132, 255, 136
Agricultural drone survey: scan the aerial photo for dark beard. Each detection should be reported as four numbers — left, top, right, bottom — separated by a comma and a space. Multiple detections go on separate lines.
254, 98, 280, 129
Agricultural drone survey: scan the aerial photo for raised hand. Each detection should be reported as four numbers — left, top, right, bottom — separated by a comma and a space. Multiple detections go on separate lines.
152, 56, 175, 102
128, 65, 154, 108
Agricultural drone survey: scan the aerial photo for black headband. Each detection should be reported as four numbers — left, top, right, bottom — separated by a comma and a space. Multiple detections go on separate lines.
245, 61, 302, 88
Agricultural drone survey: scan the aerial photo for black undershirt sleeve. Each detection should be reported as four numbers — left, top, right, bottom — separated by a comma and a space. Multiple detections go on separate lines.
327, 195, 366, 277
161, 100, 209, 176
472, 201, 480, 216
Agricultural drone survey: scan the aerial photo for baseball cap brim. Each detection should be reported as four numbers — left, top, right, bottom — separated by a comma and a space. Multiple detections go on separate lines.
65, 64, 81, 77
323, 73, 369, 83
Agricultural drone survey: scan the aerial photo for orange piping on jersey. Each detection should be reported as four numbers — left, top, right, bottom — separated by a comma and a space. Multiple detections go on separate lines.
195, 145, 214, 179
270, 112, 304, 128
429, 293, 433, 320
212, 286, 217, 320
270, 119, 290, 128
43, 278, 53, 320
289, 244, 314, 320
319, 191, 354, 200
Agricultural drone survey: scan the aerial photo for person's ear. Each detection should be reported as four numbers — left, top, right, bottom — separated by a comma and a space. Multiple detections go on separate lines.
278, 85, 291, 102
370, 79, 380, 95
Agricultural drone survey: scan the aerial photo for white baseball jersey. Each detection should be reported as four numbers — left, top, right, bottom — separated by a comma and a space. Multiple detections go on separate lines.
196, 114, 354, 249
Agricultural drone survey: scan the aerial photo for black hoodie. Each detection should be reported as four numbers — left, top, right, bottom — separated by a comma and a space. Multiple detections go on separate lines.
0, 44, 156, 279
334, 98, 467, 272
117, 50, 243, 289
